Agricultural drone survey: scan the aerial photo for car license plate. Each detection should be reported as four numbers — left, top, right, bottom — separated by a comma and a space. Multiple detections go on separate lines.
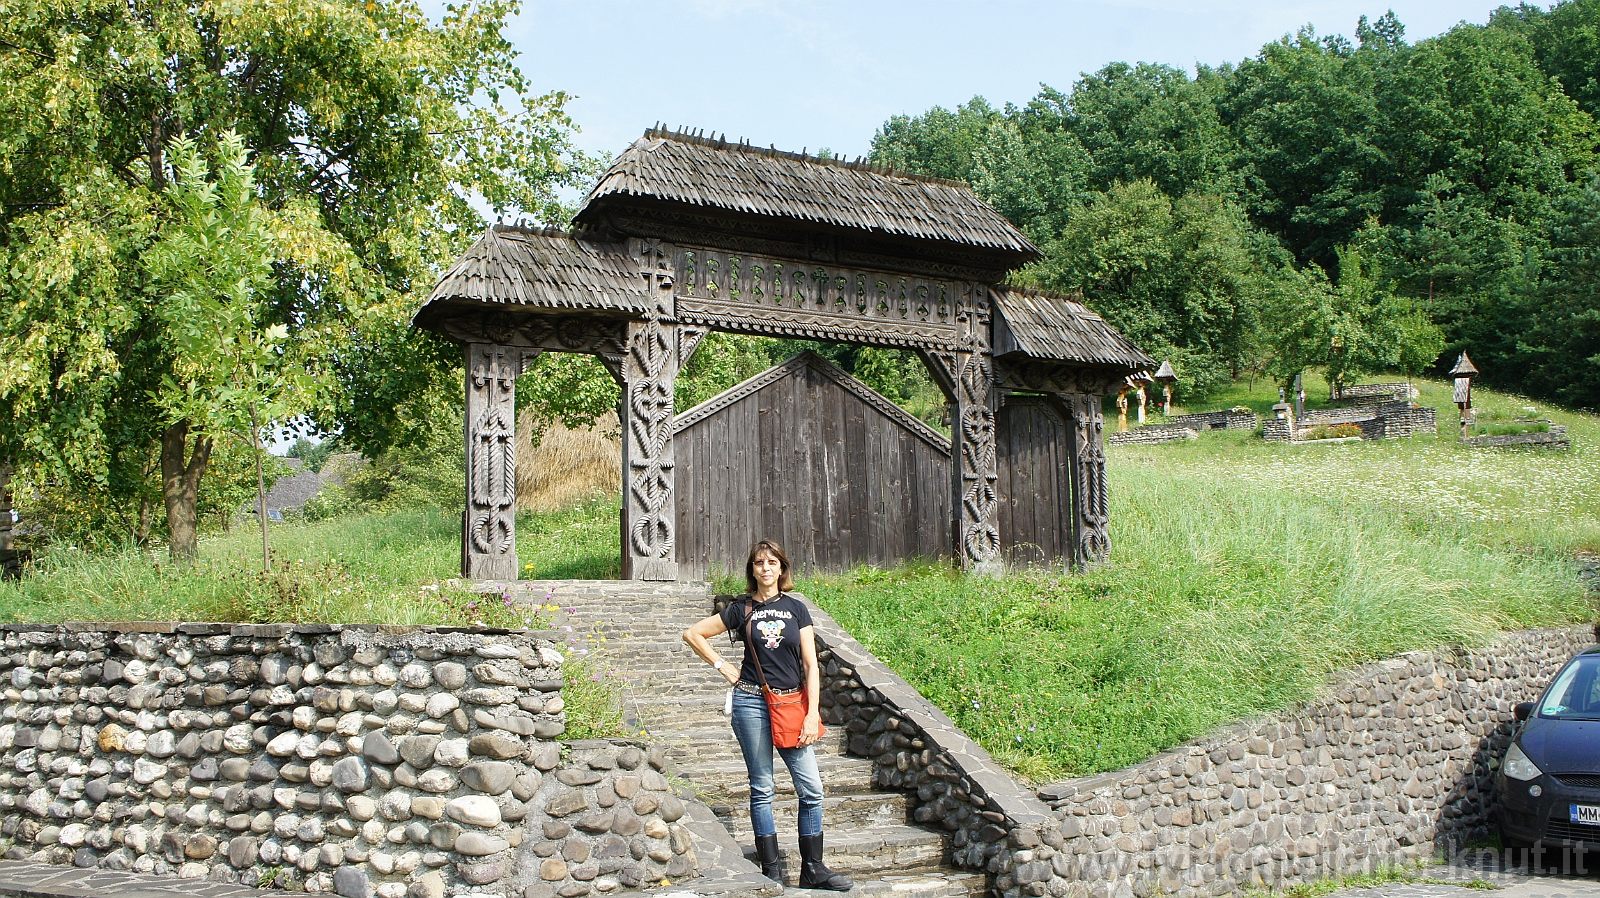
1572, 804, 1600, 825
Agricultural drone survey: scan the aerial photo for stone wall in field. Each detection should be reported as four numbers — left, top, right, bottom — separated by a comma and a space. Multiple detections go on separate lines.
1033, 625, 1598, 898
1165, 411, 1259, 432
0, 623, 696, 898
1263, 402, 1437, 442
1106, 426, 1198, 447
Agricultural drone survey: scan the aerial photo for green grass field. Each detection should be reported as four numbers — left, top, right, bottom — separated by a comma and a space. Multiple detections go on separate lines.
0, 495, 620, 624
1, 375, 1594, 780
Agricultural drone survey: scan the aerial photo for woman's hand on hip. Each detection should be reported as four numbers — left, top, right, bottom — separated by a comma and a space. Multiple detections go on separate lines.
799, 711, 821, 747
721, 666, 740, 686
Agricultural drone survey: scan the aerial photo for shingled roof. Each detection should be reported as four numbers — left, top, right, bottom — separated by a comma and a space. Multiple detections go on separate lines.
414, 226, 649, 327
992, 288, 1154, 371
576, 128, 1040, 259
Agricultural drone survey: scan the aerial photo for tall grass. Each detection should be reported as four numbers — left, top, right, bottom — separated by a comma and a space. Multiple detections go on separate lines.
802, 469, 1592, 782
0, 497, 623, 622
517, 421, 622, 512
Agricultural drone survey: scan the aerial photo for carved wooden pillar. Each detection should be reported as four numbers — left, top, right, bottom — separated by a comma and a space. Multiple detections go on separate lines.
921, 286, 1002, 574
1063, 393, 1110, 566
620, 239, 682, 581
462, 343, 535, 580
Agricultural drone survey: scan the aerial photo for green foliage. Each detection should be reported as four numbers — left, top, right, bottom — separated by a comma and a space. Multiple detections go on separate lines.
1471, 420, 1550, 436
0, 500, 615, 623
803, 405, 1594, 778
287, 439, 339, 475
1023, 181, 1268, 396
0, 0, 593, 549
874, 8, 1600, 408
559, 654, 629, 741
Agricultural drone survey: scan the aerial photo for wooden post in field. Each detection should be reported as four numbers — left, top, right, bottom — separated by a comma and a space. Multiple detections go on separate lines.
1154, 360, 1177, 417
1450, 351, 1478, 439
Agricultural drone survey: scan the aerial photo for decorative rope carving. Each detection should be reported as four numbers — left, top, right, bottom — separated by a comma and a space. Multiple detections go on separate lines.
621, 239, 680, 576
1066, 393, 1110, 565
464, 344, 521, 577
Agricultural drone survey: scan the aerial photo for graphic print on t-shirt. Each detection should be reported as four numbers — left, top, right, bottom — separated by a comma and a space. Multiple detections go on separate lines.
756, 619, 785, 649
720, 594, 814, 691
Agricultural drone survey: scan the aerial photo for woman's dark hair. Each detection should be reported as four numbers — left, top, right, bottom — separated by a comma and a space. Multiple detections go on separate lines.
745, 539, 795, 594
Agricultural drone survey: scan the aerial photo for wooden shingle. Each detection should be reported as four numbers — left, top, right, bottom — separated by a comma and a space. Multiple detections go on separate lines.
992, 287, 1154, 372
577, 129, 1040, 259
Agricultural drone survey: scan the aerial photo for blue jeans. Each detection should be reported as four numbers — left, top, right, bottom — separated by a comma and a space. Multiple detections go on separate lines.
730, 688, 823, 838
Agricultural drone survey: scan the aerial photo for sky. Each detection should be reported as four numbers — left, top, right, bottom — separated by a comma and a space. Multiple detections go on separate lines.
484, 0, 1511, 165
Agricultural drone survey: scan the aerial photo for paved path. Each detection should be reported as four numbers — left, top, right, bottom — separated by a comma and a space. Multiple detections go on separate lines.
0, 860, 275, 898
1325, 852, 1600, 898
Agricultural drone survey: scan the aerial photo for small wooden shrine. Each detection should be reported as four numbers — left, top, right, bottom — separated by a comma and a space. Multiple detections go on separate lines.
414, 128, 1152, 581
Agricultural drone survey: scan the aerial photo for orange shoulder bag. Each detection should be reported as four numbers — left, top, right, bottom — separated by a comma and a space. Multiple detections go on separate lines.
745, 597, 823, 749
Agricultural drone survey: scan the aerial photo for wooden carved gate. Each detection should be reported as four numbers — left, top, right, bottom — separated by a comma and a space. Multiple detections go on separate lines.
414, 128, 1152, 579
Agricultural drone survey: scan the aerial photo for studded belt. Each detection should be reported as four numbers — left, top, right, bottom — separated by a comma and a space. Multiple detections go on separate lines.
734, 680, 801, 697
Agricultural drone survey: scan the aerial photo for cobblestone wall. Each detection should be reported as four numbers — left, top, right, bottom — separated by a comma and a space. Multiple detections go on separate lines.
1462, 425, 1569, 449
1032, 626, 1598, 898
0, 622, 646, 898
1263, 404, 1436, 442
1164, 411, 1259, 432
1106, 427, 1197, 447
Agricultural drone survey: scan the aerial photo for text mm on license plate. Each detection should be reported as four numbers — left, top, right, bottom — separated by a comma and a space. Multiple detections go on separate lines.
1571, 804, 1600, 825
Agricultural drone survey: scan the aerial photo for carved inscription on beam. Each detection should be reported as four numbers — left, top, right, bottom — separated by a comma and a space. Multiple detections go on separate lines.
673, 248, 961, 349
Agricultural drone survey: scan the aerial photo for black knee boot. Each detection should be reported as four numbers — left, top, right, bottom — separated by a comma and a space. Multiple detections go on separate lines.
797, 833, 853, 891
754, 833, 784, 884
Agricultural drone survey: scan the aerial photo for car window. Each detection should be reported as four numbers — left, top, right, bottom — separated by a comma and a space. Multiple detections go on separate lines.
1540, 655, 1600, 719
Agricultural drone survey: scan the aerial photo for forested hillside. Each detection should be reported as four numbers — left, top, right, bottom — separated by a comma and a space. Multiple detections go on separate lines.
872, 4, 1600, 409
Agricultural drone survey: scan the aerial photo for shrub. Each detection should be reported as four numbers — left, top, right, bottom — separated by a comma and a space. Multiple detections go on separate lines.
1471, 421, 1550, 437
1300, 423, 1364, 440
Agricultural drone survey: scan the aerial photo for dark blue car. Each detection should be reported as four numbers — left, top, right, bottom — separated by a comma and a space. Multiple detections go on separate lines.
1496, 643, 1600, 855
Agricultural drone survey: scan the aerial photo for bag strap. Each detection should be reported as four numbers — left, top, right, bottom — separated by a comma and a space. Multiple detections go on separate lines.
744, 596, 773, 695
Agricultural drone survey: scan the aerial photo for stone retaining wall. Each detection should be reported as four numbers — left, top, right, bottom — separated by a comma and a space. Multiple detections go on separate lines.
1336, 384, 1416, 402
1462, 426, 1569, 450
1032, 626, 1598, 898
1264, 403, 1436, 442
1164, 411, 1259, 432
1106, 427, 1197, 447
0, 622, 695, 898
511, 740, 696, 898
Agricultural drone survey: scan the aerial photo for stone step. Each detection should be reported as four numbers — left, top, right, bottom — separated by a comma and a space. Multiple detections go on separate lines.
683, 756, 876, 800
739, 826, 950, 880
780, 871, 989, 898
713, 792, 910, 831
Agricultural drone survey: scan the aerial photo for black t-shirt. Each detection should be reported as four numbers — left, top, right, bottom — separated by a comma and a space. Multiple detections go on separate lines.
720, 593, 814, 692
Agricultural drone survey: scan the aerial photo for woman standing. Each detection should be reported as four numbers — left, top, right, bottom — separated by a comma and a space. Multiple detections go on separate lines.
683, 540, 854, 891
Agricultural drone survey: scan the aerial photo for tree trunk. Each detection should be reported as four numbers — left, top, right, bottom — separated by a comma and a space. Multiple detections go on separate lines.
134, 497, 153, 548
161, 420, 213, 564
0, 463, 13, 552
251, 405, 270, 573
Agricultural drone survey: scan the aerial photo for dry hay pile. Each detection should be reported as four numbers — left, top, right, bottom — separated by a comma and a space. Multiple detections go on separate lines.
515, 417, 621, 511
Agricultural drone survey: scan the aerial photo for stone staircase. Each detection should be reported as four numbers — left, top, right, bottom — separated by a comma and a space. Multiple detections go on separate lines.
516, 581, 986, 898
